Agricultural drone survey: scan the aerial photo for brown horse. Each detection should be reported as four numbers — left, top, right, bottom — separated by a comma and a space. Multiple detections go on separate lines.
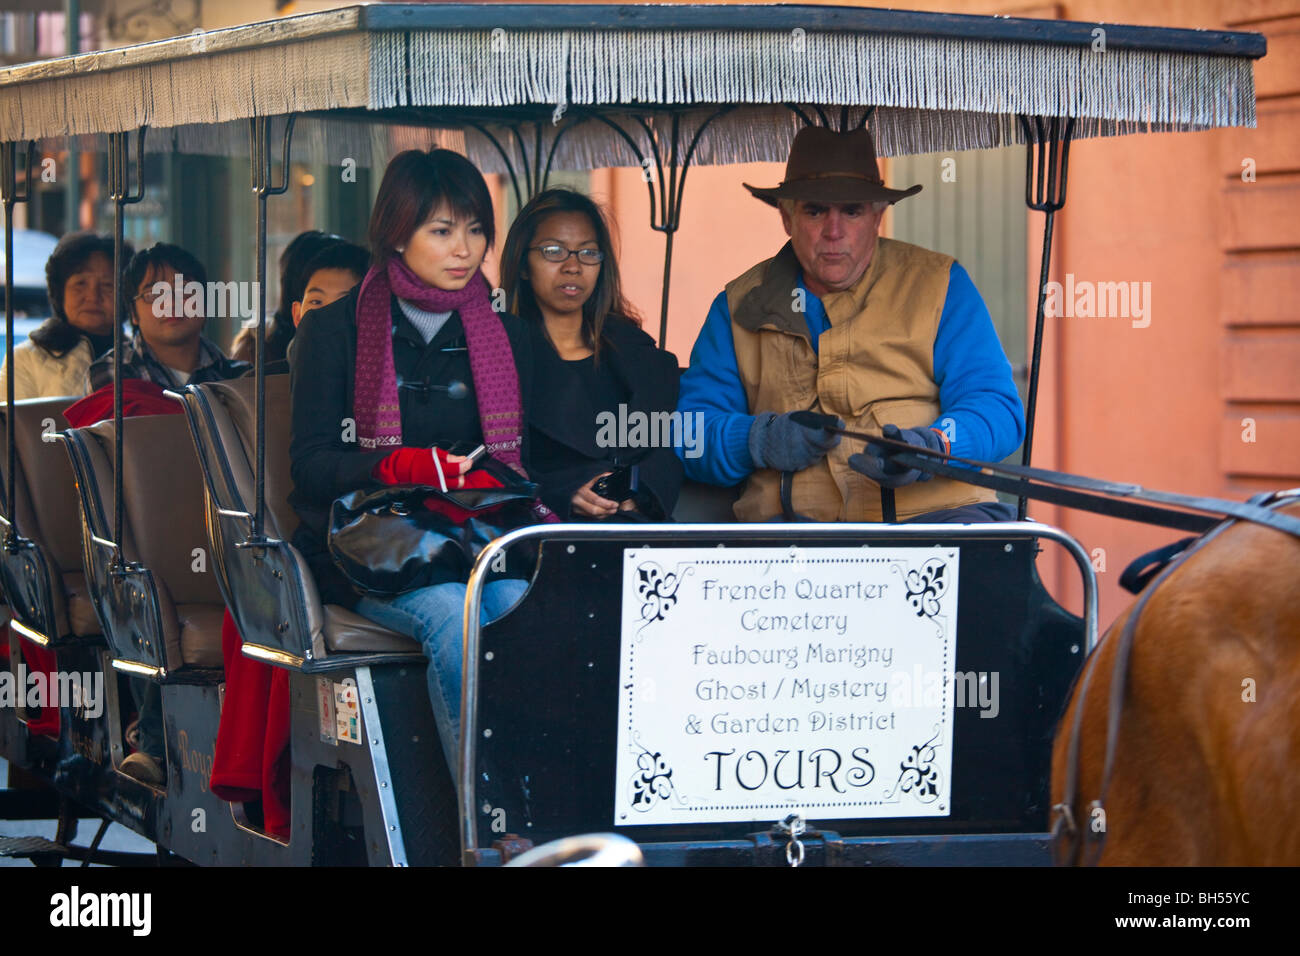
1050, 495, 1300, 865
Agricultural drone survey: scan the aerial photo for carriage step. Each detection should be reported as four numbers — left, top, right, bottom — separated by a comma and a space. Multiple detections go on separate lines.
0, 835, 68, 860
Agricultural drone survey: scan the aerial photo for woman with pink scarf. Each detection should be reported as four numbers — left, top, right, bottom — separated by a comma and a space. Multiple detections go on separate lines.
288, 149, 544, 774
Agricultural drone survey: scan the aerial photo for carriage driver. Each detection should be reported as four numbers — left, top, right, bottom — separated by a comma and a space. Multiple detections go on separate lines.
678, 126, 1025, 522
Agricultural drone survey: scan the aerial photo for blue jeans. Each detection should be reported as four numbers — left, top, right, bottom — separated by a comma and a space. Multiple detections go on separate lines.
355, 578, 528, 775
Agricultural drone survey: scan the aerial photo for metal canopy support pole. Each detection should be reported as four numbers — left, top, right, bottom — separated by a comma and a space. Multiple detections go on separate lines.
64, 0, 80, 233
106, 128, 147, 565
466, 116, 586, 213
2, 141, 35, 548
1018, 116, 1074, 521
783, 104, 874, 131
245, 115, 294, 548
592, 107, 735, 348
466, 122, 525, 213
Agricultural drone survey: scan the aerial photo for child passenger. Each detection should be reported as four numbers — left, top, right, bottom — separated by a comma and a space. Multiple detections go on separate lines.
291, 240, 369, 328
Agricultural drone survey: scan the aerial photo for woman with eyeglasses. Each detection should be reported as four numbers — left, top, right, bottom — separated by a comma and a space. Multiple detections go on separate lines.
501, 188, 682, 521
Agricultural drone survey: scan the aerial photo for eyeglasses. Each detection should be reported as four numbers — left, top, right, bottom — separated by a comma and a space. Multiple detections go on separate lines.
529, 244, 604, 265
133, 291, 166, 305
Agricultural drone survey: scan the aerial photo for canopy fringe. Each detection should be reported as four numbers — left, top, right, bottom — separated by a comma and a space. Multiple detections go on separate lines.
32, 101, 1235, 178
7, 26, 1256, 158
393, 29, 1254, 129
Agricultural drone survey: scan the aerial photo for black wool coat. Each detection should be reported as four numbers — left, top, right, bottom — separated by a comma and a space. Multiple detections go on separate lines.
525, 315, 683, 520
288, 287, 534, 607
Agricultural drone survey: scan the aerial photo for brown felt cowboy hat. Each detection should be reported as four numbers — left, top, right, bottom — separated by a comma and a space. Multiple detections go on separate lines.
744, 126, 922, 207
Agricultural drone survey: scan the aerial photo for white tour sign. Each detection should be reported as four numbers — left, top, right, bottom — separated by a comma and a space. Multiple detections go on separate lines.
614, 545, 958, 826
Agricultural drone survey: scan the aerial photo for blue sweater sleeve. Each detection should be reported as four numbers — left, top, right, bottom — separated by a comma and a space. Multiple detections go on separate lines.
930, 262, 1026, 462
676, 291, 756, 486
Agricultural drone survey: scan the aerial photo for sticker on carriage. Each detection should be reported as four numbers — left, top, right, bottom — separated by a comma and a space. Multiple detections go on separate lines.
317, 677, 337, 745
614, 546, 957, 825
334, 678, 360, 745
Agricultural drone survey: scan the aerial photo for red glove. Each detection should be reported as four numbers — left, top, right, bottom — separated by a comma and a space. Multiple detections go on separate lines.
371, 447, 471, 489
371, 448, 505, 523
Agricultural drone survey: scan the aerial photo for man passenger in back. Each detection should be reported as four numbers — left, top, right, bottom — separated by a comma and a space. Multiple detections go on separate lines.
678, 126, 1024, 522
86, 242, 249, 391
79, 242, 248, 786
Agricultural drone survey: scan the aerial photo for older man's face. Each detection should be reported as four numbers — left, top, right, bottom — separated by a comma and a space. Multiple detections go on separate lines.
780, 200, 885, 297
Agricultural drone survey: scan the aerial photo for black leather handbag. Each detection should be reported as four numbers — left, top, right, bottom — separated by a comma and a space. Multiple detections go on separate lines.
327, 470, 541, 596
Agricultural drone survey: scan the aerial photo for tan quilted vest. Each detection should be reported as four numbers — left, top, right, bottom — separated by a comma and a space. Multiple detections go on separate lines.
726, 238, 997, 522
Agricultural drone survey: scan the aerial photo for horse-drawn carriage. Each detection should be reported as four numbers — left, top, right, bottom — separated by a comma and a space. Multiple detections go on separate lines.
0, 4, 1283, 867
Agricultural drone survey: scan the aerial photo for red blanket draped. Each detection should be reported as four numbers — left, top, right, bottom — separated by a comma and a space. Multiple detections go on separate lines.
3, 625, 60, 737
210, 611, 291, 839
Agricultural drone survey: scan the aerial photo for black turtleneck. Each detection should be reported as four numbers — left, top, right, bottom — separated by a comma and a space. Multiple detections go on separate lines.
85, 331, 115, 360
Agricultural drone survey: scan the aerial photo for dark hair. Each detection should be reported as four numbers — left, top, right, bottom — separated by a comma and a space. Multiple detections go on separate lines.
29, 232, 128, 356
260, 230, 344, 362
500, 187, 642, 362
121, 242, 209, 326
297, 241, 370, 298
277, 230, 343, 324
368, 149, 495, 267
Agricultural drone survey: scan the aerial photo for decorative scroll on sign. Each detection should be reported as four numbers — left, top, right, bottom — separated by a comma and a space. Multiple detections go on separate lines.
614, 546, 958, 826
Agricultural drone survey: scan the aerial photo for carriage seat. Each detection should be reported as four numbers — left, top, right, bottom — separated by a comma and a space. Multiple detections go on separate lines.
181, 374, 417, 661
321, 605, 418, 653
64, 415, 224, 672
60, 570, 100, 638
0, 397, 102, 641
671, 479, 741, 523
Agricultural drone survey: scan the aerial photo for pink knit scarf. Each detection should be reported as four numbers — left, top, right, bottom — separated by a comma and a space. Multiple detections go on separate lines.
353, 257, 525, 474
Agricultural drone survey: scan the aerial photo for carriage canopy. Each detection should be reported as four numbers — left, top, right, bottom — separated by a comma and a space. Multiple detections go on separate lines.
0, 3, 1266, 176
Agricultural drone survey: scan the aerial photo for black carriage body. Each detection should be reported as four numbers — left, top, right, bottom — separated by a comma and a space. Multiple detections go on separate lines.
462, 525, 1088, 866
0, 632, 455, 865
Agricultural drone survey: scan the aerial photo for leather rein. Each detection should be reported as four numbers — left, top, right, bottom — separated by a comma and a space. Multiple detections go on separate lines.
810, 418, 1300, 539
816, 419, 1300, 864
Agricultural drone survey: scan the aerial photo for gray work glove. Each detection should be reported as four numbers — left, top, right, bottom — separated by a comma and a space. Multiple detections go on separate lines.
849, 423, 945, 488
748, 411, 843, 472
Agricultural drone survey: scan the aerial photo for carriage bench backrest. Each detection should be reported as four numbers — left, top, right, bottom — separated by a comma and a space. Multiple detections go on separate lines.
61, 415, 224, 676
178, 376, 418, 668
0, 397, 98, 641
671, 480, 741, 523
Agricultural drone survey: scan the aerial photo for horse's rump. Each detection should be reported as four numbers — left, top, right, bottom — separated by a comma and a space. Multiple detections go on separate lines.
1051, 499, 1300, 865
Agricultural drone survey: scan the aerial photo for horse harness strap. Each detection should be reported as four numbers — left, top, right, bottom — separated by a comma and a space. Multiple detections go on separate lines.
1119, 537, 1198, 594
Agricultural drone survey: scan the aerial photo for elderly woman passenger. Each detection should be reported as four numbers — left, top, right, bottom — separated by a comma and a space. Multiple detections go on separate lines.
0, 232, 132, 399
